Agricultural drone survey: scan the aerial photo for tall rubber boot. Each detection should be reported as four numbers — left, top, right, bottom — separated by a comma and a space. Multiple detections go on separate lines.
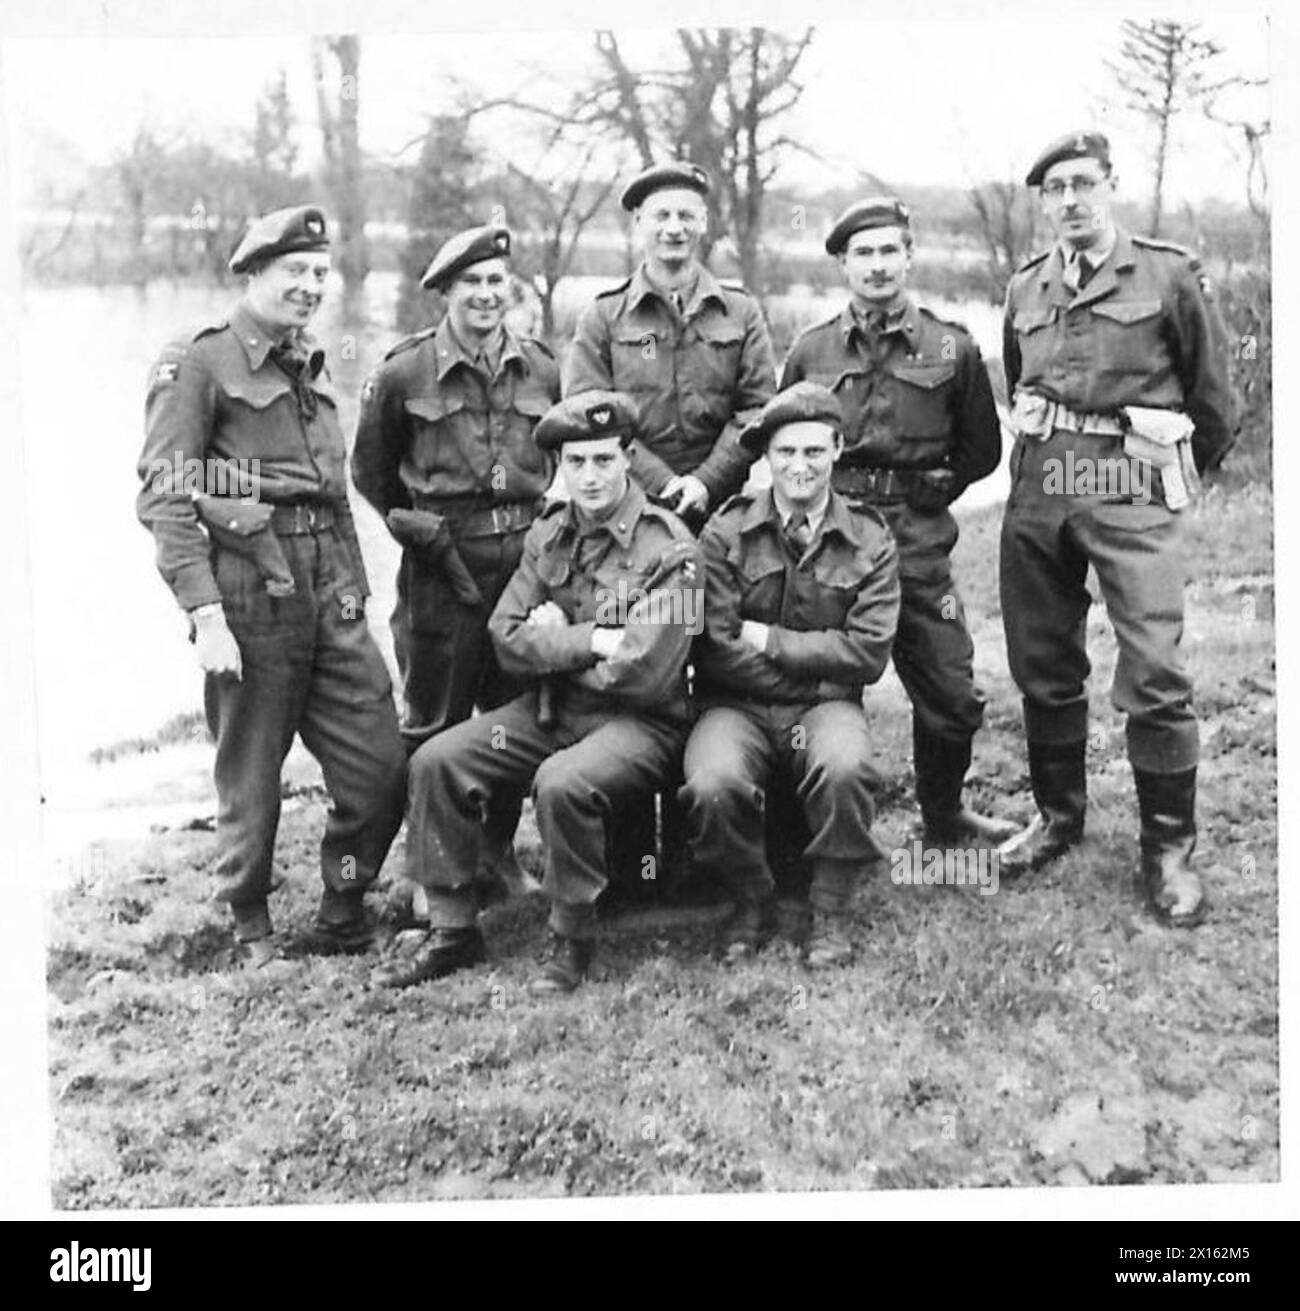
998, 739, 1087, 877
914, 723, 1019, 846
1133, 766, 1206, 928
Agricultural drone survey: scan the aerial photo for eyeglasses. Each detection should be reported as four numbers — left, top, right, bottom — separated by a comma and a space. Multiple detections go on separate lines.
1041, 176, 1106, 200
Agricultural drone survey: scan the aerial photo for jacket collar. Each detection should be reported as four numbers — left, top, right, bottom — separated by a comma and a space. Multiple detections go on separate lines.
738, 486, 863, 548
628, 263, 729, 317
432, 317, 526, 382
839, 293, 920, 349
231, 302, 314, 372
548, 479, 648, 551
1039, 227, 1137, 308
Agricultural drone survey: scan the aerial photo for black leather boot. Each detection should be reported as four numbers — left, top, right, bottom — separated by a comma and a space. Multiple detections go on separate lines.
1133, 766, 1206, 928
998, 740, 1087, 877
914, 724, 1019, 846
529, 932, 594, 996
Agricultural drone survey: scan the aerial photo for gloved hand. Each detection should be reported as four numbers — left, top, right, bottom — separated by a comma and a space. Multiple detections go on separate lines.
907, 468, 959, 513
191, 605, 242, 678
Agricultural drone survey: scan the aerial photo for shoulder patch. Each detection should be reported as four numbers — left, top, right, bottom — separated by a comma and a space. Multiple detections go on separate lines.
595, 276, 633, 300
382, 326, 438, 362
152, 358, 182, 386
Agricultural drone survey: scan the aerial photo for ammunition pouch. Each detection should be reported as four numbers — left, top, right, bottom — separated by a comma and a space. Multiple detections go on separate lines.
193, 494, 296, 597
1121, 406, 1199, 511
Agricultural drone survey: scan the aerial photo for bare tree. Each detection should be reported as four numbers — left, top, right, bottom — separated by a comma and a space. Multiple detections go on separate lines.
1106, 19, 1223, 237
968, 178, 1039, 303
312, 35, 368, 309
467, 28, 816, 294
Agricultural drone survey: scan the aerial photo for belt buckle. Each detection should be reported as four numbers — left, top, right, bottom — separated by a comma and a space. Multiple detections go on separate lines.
491, 505, 509, 535
303, 505, 318, 531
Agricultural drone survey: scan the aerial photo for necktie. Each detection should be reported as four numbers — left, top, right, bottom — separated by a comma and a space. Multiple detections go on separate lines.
271, 341, 320, 419
785, 511, 811, 553
671, 291, 686, 319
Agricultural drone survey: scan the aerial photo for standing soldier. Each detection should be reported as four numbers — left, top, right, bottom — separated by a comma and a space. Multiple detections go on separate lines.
782, 197, 1016, 848
681, 383, 901, 967
352, 225, 560, 892
999, 131, 1234, 926
136, 205, 407, 967
565, 162, 776, 526
373, 392, 703, 994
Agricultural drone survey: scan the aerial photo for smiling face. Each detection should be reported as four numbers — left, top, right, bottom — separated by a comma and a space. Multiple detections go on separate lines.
445, 257, 510, 340
560, 436, 630, 518
245, 251, 331, 335
1039, 155, 1116, 251
839, 224, 913, 309
767, 420, 842, 511
633, 186, 707, 275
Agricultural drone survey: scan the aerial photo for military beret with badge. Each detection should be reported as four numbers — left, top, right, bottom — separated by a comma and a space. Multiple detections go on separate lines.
1025, 130, 1111, 187
824, 196, 912, 255
620, 161, 711, 212
229, 205, 330, 275
421, 225, 512, 291
739, 381, 844, 454
534, 391, 639, 452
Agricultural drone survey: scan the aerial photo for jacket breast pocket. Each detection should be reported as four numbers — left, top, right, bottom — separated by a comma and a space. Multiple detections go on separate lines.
736, 550, 784, 620
687, 322, 745, 410
806, 557, 866, 628
610, 330, 665, 388
404, 393, 477, 480
1087, 299, 1166, 379
889, 361, 956, 444
504, 389, 552, 474
217, 375, 300, 459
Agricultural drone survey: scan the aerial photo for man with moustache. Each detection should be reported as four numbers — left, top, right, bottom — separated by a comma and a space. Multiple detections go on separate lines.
781, 197, 1015, 850
373, 392, 703, 994
999, 131, 1234, 926
137, 205, 407, 967
352, 225, 560, 899
565, 162, 776, 527
680, 383, 901, 968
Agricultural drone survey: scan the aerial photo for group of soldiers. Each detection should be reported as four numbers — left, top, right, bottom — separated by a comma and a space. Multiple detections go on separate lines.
136, 128, 1235, 994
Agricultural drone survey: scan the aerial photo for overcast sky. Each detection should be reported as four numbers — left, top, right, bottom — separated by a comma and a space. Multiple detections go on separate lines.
0, 0, 1275, 210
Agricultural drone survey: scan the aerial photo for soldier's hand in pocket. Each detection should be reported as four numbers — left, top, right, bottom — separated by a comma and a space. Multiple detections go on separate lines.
192, 606, 243, 679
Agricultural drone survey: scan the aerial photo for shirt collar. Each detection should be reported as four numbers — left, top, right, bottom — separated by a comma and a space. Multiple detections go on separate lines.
629, 263, 728, 317
775, 491, 830, 537
739, 487, 857, 545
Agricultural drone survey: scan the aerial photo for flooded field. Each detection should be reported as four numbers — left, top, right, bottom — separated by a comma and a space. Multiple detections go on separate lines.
18, 274, 1009, 810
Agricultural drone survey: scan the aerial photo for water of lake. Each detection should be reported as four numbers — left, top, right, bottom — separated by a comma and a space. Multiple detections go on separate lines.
18, 276, 1010, 796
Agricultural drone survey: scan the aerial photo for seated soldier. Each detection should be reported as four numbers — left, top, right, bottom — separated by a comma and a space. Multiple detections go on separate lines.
373, 391, 703, 995
680, 382, 901, 967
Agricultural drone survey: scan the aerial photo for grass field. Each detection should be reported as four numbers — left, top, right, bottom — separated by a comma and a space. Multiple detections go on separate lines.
46, 479, 1277, 1206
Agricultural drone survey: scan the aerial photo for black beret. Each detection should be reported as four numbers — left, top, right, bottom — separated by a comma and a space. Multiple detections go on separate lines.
534, 392, 638, 452
229, 205, 329, 274
1025, 130, 1111, 187
739, 382, 843, 454
421, 225, 511, 291
824, 197, 911, 255
620, 162, 711, 212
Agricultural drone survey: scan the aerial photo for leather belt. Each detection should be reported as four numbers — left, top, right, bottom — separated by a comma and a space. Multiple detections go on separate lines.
833, 466, 918, 502
270, 502, 335, 534
415, 497, 540, 539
